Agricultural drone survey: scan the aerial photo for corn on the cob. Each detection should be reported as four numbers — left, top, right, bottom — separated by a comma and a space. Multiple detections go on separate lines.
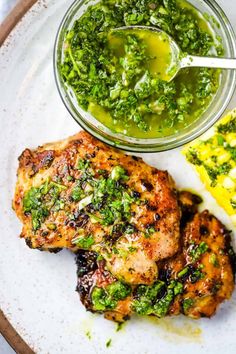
183, 108, 236, 224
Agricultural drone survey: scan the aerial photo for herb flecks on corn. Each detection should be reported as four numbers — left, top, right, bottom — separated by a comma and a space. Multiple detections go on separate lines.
183, 108, 236, 224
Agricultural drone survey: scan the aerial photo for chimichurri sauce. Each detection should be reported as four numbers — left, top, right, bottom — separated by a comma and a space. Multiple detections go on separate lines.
60, 0, 222, 138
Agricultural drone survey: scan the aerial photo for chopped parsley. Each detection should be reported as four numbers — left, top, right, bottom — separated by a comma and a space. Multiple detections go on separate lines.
85, 331, 92, 340
230, 199, 236, 209
71, 183, 84, 202
132, 280, 183, 317
116, 322, 124, 332
186, 147, 232, 187
110, 166, 129, 181
177, 266, 189, 278
144, 225, 156, 238
178, 264, 205, 283
182, 298, 194, 314
226, 146, 236, 162
82, 166, 136, 226
72, 234, 95, 249
77, 158, 91, 171
23, 179, 66, 230
91, 281, 131, 311
186, 148, 202, 166
60, 0, 220, 138
188, 241, 209, 262
218, 118, 236, 134
209, 253, 219, 267
189, 267, 205, 283
106, 339, 112, 348
204, 162, 231, 186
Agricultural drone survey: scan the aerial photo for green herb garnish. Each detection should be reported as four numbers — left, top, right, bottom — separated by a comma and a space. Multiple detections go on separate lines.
60, 0, 220, 139
183, 298, 195, 314
72, 234, 95, 249
189, 241, 209, 262
91, 281, 131, 311
23, 179, 66, 230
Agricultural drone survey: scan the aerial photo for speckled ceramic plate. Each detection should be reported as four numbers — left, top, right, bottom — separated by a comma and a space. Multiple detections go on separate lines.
1, 1, 236, 353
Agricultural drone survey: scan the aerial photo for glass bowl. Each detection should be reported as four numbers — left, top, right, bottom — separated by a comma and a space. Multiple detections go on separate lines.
54, 0, 236, 152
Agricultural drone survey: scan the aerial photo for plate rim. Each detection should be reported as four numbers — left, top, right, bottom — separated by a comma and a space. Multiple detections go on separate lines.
0, 2, 37, 352
0, 309, 34, 354
0, 0, 37, 46
1, 1, 235, 353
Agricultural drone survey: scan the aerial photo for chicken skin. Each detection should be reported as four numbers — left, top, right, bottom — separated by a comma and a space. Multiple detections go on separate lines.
76, 207, 235, 322
13, 131, 180, 285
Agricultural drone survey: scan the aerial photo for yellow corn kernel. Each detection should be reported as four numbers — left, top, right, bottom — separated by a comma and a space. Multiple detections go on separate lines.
217, 152, 231, 164
226, 133, 236, 145
229, 167, 236, 180
222, 177, 235, 190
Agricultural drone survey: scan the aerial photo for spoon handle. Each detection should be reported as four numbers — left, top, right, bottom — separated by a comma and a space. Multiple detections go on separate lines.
180, 55, 236, 70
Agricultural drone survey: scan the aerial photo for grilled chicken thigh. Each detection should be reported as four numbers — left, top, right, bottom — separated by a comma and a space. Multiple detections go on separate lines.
76, 207, 235, 322
13, 131, 180, 285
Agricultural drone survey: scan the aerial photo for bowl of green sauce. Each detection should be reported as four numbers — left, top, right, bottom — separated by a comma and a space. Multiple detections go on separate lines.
54, 0, 236, 152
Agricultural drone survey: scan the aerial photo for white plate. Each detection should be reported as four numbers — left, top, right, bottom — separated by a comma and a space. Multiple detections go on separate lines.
0, 1, 236, 353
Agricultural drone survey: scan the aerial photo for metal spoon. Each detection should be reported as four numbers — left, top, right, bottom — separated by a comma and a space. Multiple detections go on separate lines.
113, 25, 236, 82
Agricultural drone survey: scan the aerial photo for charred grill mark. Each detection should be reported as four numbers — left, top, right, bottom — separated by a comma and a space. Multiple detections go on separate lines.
73, 139, 84, 146
131, 191, 141, 199
178, 191, 203, 227
200, 225, 209, 236
146, 204, 157, 211
75, 250, 98, 277
177, 265, 203, 284
158, 268, 172, 282
146, 223, 155, 230
25, 237, 33, 248
58, 163, 75, 181
85, 152, 96, 159
48, 247, 62, 254
76, 273, 95, 309
38, 150, 55, 167
154, 213, 161, 221
191, 194, 203, 205
141, 179, 153, 192
65, 211, 89, 229
228, 247, 236, 279
110, 224, 125, 242
210, 280, 223, 295
18, 148, 33, 166
75, 251, 118, 312
18, 149, 55, 177
179, 191, 203, 206
131, 156, 141, 161
31, 151, 55, 176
